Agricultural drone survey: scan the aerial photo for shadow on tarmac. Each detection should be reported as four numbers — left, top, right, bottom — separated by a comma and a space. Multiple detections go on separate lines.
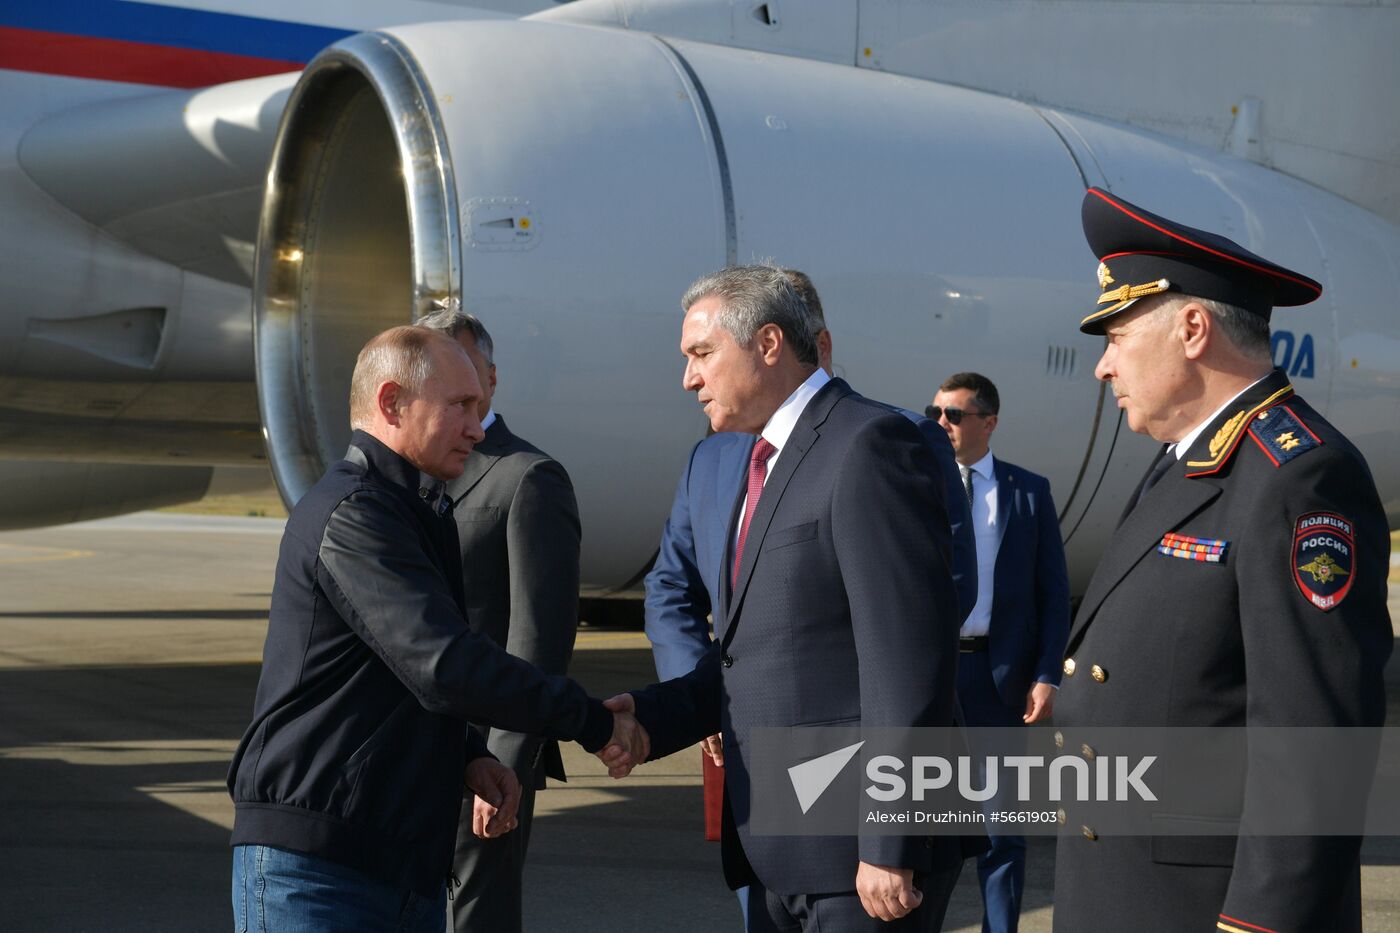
0, 610, 273, 621
0, 633, 1396, 931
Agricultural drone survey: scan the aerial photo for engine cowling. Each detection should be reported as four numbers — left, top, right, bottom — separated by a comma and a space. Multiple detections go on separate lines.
254, 20, 1102, 588
253, 18, 1400, 591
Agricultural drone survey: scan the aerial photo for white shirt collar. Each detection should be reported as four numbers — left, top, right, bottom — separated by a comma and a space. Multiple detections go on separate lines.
962, 449, 996, 481
480, 408, 497, 433
1170, 374, 1269, 460
759, 369, 830, 454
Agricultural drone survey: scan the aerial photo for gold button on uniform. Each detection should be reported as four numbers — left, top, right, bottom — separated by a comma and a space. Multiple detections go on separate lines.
1091, 665, 1107, 683
1053, 730, 1064, 749
1063, 658, 1077, 677
1081, 743, 1096, 760
1082, 826, 1098, 841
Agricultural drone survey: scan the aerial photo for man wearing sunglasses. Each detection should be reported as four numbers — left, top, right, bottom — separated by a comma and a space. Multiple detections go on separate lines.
928, 372, 1070, 933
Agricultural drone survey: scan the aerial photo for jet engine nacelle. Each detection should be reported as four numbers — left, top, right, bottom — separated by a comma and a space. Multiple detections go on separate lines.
0, 462, 216, 530
254, 20, 1400, 591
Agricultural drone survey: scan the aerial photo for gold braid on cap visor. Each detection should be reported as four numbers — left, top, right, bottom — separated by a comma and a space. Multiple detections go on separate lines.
1080, 278, 1173, 327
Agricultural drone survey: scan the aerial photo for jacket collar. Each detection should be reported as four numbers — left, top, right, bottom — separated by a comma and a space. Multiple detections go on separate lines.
345, 429, 448, 508
992, 455, 1015, 532
1180, 368, 1294, 478
448, 416, 513, 500
718, 377, 853, 638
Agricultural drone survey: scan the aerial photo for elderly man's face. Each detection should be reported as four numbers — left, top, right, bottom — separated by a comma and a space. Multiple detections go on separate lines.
397, 341, 486, 480
680, 296, 770, 434
1093, 300, 1191, 442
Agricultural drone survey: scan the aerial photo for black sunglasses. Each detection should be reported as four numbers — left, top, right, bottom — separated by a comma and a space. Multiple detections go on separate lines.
924, 405, 991, 426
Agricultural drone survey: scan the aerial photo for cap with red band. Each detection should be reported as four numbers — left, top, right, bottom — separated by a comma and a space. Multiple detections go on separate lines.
1079, 187, 1323, 334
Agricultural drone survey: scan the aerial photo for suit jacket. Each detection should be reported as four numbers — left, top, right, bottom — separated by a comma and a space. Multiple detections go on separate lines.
448, 416, 581, 786
982, 458, 1071, 707
644, 409, 976, 681
1052, 369, 1391, 933
632, 378, 964, 895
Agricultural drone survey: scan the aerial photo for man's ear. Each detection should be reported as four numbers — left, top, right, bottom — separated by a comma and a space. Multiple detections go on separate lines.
377, 381, 404, 426
1179, 301, 1211, 361
487, 364, 498, 394
756, 323, 785, 366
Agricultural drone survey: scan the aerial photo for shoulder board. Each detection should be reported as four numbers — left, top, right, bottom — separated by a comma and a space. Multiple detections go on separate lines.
1185, 384, 1293, 477
1244, 404, 1322, 468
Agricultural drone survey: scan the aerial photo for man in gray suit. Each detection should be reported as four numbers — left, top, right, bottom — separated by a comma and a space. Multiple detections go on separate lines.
419, 307, 582, 933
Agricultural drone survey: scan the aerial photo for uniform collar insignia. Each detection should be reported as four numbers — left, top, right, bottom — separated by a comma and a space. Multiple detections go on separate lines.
1208, 411, 1247, 462
1184, 370, 1295, 477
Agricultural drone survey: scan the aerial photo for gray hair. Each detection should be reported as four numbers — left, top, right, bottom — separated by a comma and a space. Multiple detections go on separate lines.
782, 268, 827, 338
416, 306, 495, 365
348, 325, 455, 429
1200, 297, 1271, 363
1149, 294, 1271, 364
681, 264, 819, 366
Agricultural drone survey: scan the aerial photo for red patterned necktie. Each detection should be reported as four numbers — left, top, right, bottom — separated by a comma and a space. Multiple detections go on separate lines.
732, 437, 777, 585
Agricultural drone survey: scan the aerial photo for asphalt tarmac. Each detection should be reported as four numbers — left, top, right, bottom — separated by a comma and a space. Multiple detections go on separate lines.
0, 513, 1396, 932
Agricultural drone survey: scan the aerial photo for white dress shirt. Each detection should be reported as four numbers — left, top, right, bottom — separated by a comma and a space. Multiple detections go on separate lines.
479, 408, 497, 433
1169, 374, 1269, 460
959, 450, 1000, 638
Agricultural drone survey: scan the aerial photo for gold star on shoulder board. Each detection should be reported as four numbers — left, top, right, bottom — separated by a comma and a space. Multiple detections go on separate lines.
1275, 431, 1301, 451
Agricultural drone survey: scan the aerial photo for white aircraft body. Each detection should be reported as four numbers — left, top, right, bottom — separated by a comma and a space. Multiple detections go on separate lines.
1, 0, 1397, 596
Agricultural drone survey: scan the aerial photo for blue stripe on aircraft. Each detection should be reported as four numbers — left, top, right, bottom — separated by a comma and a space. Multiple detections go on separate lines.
0, 0, 353, 63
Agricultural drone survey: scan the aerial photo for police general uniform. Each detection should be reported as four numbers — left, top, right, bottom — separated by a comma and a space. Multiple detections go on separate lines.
1052, 189, 1392, 933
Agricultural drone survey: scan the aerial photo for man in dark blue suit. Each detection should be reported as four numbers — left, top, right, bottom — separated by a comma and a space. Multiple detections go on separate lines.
615, 264, 965, 931
929, 372, 1070, 933
647, 272, 976, 681
644, 272, 977, 929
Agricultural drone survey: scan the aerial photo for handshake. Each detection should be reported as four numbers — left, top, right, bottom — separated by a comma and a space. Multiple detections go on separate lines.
596, 693, 649, 779
465, 692, 652, 842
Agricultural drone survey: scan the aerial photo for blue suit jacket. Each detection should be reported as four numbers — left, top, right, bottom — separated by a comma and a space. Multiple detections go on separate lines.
644, 410, 977, 681
982, 458, 1071, 706
633, 378, 964, 894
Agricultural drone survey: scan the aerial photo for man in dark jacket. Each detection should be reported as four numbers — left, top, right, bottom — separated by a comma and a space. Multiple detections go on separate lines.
614, 264, 964, 931
418, 307, 584, 933
1054, 189, 1390, 932
228, 324, 645, 933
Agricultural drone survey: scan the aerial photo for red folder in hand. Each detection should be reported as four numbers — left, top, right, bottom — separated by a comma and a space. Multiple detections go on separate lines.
702, 749, 723, 841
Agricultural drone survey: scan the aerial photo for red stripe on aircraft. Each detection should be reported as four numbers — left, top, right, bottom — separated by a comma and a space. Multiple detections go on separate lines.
0, 25, 302, 88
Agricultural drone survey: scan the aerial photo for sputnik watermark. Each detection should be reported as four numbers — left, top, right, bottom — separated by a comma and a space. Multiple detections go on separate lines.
865, 753, 1157, 803
749, 726, 1397, 837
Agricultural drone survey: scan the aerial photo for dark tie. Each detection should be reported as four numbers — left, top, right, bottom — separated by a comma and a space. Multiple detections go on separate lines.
1128, 444, 1175, 514
732, 437, 778, 585
960, 464, 975, 507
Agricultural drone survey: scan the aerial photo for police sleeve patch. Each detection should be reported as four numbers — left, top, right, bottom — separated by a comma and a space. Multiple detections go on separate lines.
1292, 512, 1355, 611
1247, 405, 1320, 467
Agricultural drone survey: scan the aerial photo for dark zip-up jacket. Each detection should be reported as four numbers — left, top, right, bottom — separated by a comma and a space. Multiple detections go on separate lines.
228, 431, 612, 896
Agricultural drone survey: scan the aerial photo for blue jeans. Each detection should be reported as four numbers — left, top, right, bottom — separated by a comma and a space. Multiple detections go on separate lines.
232, 845, 446, 933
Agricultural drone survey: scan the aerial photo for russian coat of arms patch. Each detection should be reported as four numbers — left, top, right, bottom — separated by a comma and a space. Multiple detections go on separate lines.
1292, 512, 1355, 611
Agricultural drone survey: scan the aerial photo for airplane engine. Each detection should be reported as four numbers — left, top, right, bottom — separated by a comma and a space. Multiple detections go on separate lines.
254, 20, 1400, 591
0, 461, 218, 530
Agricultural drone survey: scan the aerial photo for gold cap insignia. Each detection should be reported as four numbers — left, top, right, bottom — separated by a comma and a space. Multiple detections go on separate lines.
1097, 262, 1115, 289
